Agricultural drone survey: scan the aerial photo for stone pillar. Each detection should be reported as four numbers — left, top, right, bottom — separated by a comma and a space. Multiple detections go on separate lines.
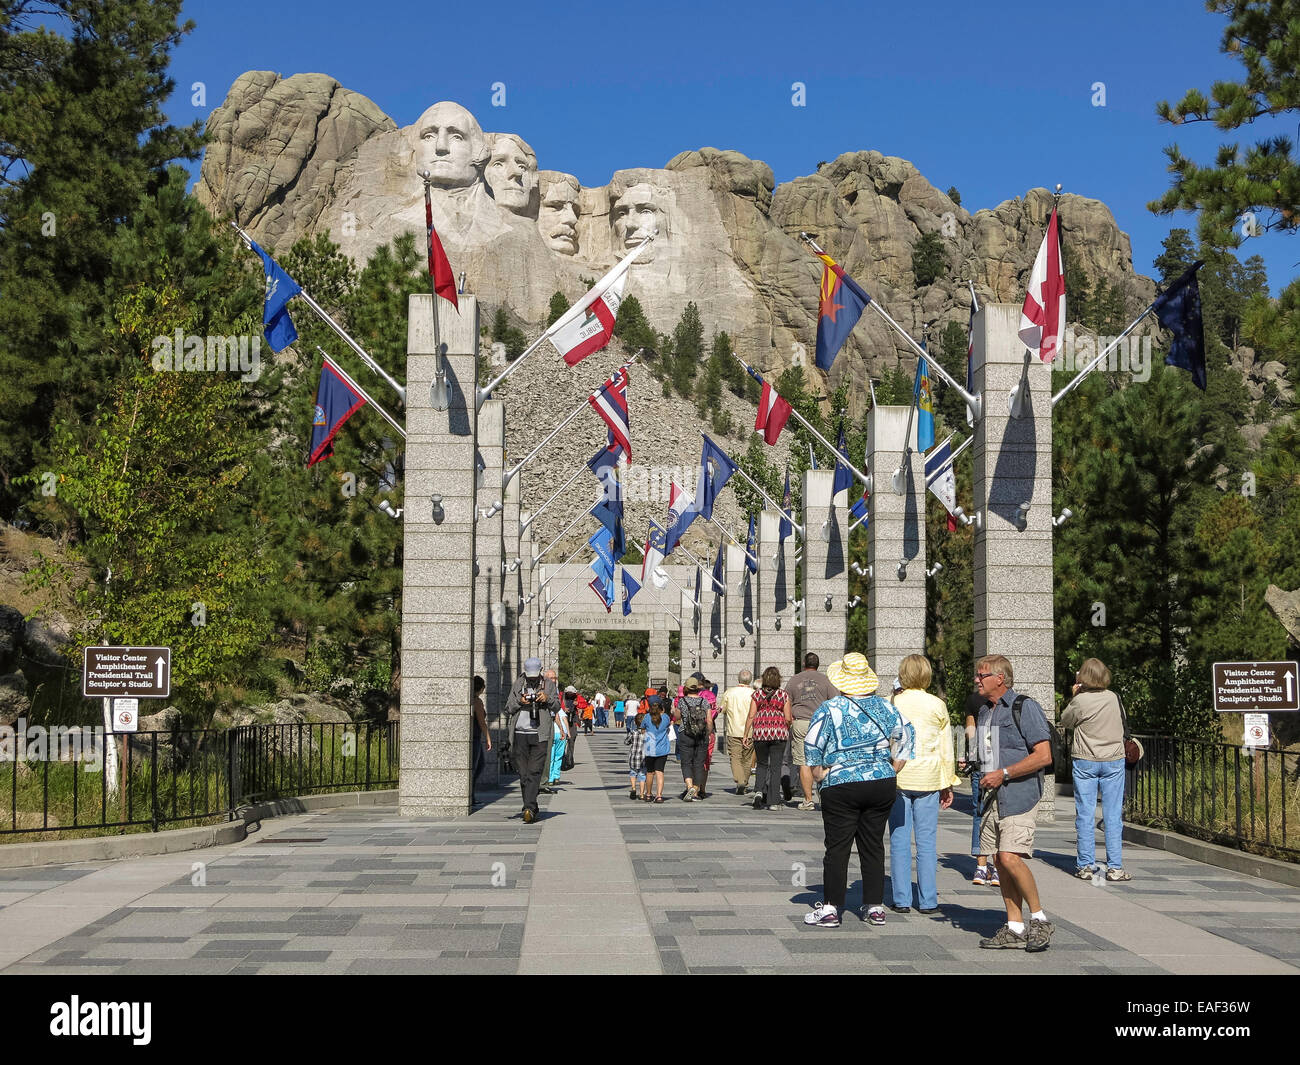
972, 304, 1056, 821
800, 470, 848, 666
722, 543, 753, 683
866, 405, 927, 685
502, 472, 522, 679
681, 585, 701, 676
400, 293, 479, 817
700, 555, 726, 671
475, 398, 506, 742
648, 620, 671, 687
520, 527, 537, 663
757, 510, 796, 679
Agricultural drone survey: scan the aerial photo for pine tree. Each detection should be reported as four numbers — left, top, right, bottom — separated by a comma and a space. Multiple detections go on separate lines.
546, 291, 570, 327
911, 231, 947, 286
0, 0, 203, 520
671, 302, 704, 397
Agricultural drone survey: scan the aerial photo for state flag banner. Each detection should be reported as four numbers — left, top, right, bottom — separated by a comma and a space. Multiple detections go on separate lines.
754, 377, 793, 445
621, 568, 641, 617
698, 435, 737, 522
643, 519, 669, 589
589, 367, 632, 460
711, 541, 726, 596
308, 356, 367, 467
831, 422, 853, 498
924, 438, 958, 515
849, 491, 869, 523
589, 576, 612, 613
424, 184, 458, 309
745, 514, 758, 574
914, 355, 935, 453
547, 239, 649, 366
1154, 261, 1207, 391
249, 238, 301, 353
664, 480, 698, 555
1018, 207, 1066, 363
814, 252, 872, 372
779, 465, 793, 544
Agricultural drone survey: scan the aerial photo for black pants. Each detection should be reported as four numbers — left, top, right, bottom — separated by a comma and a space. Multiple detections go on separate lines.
754, 739, 786, 806
820, 777, 897, 911
512, 733, 547, 815
678, 732, 708, 785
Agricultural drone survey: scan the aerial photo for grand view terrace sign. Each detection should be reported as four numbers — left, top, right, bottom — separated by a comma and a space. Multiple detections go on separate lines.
82, 646, 171, 699
1212, 661, 1299, 713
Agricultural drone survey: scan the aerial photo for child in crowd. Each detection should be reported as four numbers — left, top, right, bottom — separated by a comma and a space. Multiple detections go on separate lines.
627, 712, 647, 799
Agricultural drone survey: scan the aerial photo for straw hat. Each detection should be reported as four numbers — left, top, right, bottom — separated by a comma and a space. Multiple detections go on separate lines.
826, 653, 880, 697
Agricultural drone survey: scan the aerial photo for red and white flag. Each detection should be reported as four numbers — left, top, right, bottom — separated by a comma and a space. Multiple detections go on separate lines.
547, 239, 651, 367
754, 379, 792, 445
1018, 207, 1066, 363
424, 184, 458, 309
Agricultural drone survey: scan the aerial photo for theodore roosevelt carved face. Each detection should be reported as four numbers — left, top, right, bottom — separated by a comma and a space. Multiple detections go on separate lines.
537, 171, 580, 254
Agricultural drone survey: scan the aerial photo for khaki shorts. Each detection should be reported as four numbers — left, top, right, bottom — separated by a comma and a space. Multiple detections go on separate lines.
979, 802, 1038, 857
790, 719, 811, 766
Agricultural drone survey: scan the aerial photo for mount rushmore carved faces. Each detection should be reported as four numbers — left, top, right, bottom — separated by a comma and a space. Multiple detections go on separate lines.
537, 171, 580, 255
610, 180, 669, 263
415, 101, 487, 189
484, 133, 538, 215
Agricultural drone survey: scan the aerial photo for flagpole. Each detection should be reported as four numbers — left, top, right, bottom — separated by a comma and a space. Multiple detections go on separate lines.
230, 221, 407, 404
736, 355, 871, 490
696, 430, 804, 534
892, 347, 924, 494
476, 236, 654, 406
706, 512, 760, 569
520, 463, 589, 537
532, 508, 594, 565
315, 348, 407, 440
799, 232, 982, 423
531, 541, 589, 600
503, 355, 639, 487
1051, 305, 1157, 407
419, 176, 453, 414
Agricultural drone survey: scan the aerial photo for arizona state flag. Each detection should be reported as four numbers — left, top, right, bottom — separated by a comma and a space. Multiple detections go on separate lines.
308, 356, 367, 466
814, 252, 872, 372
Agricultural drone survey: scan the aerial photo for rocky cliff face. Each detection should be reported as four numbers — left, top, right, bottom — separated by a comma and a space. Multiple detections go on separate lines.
197, 73, 1157, 392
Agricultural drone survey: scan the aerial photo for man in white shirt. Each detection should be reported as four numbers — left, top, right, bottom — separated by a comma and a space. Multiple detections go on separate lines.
594, 691, 608, 728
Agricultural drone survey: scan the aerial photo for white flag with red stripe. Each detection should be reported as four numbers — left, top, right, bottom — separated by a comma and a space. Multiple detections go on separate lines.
547, 239, 650, 367
1018, 207, 1066, 363
754, 378, 793, 445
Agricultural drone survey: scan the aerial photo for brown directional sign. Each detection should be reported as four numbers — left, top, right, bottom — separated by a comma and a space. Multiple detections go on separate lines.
1212, 660, 1299, 712
83, 646, 171, 699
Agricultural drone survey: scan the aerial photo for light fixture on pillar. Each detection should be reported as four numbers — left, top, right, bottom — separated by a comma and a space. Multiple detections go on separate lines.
377, 499, 403, 520
953, 506, 976, 526
819, 518, 833, 542
896, 560, 908, 580
506, 557, 522, 572
850, 561, 872, 579
1015, 501, 1030, 531
847, 595, 862, 609
477, 499, 503, 519
926, 562, 943, 578
1052, 507, 1073, 528
824, 594, 833, 611
430, 494, 445, 524
738, 635, 746, 647
773, 617, 782, 630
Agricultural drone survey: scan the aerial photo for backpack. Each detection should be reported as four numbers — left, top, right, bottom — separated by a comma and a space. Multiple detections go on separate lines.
1009, 694, 1060, 773
678, 695, 709, 739
751, 689, 789, 742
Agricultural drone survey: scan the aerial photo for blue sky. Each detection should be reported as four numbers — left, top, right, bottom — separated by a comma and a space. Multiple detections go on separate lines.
175, 0, 1297, 290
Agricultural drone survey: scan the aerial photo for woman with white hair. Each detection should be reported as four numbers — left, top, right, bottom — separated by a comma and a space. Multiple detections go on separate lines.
802, 653, 914, 929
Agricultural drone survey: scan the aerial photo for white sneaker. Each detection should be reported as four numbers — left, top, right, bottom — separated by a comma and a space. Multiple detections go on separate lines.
803, 902, 841, 927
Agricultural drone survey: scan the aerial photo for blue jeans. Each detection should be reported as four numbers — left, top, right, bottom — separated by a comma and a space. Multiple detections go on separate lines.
888, 789, 940, 909
1073, 757, 1125, 869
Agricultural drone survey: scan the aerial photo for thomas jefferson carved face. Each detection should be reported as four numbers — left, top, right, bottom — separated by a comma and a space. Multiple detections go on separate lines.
537, 171, 580, 255
414, 101, 486, 189
611, 182, 665, 261
484, 133, 537, 213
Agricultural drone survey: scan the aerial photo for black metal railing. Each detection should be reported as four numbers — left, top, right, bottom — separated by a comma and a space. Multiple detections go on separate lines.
0, 721, 399, 838
1126, 733, 1298, 861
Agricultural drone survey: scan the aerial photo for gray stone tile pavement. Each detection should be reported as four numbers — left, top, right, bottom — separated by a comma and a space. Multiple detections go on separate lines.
0, 730, 1295, 974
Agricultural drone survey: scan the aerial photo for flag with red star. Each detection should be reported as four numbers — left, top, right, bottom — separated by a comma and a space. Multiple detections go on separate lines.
1018, 207, 1066, 362
814, 252, 872, 372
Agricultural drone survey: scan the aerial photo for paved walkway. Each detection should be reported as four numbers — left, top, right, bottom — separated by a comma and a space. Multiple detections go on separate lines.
0, 731, 1296, 974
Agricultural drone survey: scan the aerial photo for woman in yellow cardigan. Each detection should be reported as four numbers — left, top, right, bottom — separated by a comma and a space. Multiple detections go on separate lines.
887, 655, 960, 914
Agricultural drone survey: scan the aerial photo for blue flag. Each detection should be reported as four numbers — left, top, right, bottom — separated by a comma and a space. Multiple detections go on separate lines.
814, 252, 872, 371
249, 238, 301, 353
849, 491, 869, 523
621, 568, 641, 617
698, 435, 737, 522
711, 540, 726, 596
1153, 261, 1207, 391
745, 514, 758, 574
914, 350, 935, 452
779, 465, 793, 545
308, 356, 366, 466
588, 528, 616, 610
832, 422, 853, 497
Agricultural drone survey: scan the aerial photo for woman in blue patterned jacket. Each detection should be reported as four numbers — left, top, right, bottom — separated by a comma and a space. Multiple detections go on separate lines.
802, 653, 915, 929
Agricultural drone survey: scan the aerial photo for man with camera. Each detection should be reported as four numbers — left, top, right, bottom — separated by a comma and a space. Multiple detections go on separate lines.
506, 657, 559, 823
973, 654, 1055, 952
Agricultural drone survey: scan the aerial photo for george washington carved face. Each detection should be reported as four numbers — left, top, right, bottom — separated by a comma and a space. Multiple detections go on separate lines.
414, 101, 487, 189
